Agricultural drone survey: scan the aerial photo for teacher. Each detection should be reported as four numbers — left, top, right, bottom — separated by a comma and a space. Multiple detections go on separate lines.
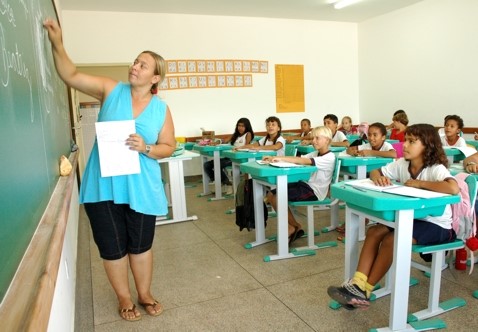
44, 19, 176, 321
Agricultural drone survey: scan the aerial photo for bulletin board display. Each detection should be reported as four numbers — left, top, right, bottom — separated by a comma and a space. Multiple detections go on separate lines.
160, 59, 268, 90
275, 64, 305, 113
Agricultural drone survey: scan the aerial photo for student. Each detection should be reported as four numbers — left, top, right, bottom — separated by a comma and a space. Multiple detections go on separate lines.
327, 124, 458, 309
386, 109, 406, 131
204, 118, 254, 186
389, 112, 408, 142
241, 116, 286, 156
262, 126, 335, 244
324, 114, 350, 147
346, 122, 397, 158
285, 118, 312, 144
44, 20, 176, 321
339, 116, 356, 135
440, 115, 467, 147
464, 151, 478, 174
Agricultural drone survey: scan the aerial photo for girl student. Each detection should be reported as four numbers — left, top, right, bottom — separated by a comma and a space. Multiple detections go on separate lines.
339, 116, 356, 135
203, 118, 254, 186
327, 124, 459, 309
346, 122, 397, 158
440, 114, 467, 147
240, 116, 286, 156
262, 126, 335, 244
389, 112, 409, 142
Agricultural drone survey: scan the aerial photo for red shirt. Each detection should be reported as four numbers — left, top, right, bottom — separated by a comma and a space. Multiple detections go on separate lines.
390, 128, 406, 142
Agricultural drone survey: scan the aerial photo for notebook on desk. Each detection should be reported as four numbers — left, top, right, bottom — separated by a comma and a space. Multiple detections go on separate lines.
346, 179, 450, 198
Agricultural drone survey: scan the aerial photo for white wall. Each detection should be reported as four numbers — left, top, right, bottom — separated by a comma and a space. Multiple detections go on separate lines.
358, 0, 478, 128
61, 11, 359, 137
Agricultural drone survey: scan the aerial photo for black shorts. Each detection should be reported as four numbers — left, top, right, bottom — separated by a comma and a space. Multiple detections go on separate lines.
84, 201, 157, 260
412, 219, 456, 245
271, 181, 318, 202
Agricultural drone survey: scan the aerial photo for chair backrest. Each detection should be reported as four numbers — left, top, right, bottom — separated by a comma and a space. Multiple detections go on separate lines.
331, 156, 341, 185
391, 142, 404, 158
285, 144, 297, 156
465, 174, 477, 212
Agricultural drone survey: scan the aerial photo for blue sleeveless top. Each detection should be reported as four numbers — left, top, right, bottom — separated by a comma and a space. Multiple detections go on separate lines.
79, 82, 168, 216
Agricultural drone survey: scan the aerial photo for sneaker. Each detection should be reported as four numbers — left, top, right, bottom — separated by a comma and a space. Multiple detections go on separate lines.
224, 185, 233, 195
327, 281, 370, 309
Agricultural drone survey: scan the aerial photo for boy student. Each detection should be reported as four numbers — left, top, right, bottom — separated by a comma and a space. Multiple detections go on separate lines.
285, 118, 312, 144
346, 122, 397, 158
324, 114, 349, 147
262, 126, 335, 244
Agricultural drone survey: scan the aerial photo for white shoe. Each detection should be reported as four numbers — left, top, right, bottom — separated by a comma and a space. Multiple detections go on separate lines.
224, 185, 233, 195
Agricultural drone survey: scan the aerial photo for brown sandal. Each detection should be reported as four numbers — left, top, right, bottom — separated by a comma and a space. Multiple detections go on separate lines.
139, 300, 163, 316
119, 304, 142, 321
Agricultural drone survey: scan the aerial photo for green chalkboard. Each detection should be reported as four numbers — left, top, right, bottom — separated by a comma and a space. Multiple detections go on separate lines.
0, 0, 71, 301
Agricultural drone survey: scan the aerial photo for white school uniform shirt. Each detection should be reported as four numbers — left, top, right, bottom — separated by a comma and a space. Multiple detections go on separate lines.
441, 136, 467, 148
380, 159, 455, 229
332, 130, 348, 143
233, 133, 249, 148
358, 141, 394, 152
258, 136, 286, 156
302, 150, 335, 200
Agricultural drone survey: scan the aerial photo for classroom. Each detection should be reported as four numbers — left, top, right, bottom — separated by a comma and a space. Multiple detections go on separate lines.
1, 0, 478, 331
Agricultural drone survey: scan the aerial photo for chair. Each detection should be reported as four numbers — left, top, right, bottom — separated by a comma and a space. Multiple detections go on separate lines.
287, 157, 341, 255
391, 142, 404, 158
405, 173, 477, 325
285, 144, 297, 156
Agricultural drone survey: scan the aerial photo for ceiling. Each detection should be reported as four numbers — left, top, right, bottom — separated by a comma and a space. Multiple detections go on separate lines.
59, 0, 424, 23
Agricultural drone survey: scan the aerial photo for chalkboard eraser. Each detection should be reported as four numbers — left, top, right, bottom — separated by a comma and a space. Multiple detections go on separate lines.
60, 155, 72, 176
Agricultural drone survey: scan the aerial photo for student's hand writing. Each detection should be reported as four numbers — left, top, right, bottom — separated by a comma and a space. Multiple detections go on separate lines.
43, 18, 62, 46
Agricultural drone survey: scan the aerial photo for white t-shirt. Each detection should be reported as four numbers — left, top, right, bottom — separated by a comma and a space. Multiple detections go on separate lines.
380, 159, 455, 229
233, 133, 249, 148
441, 136, 467, 148
358, 141, 394, 152
332, 130, 348, 143
258, 136, 286, 156
302, 150, 335, 200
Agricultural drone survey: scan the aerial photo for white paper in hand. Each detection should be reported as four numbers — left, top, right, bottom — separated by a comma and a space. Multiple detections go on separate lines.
95, 120, 140, 177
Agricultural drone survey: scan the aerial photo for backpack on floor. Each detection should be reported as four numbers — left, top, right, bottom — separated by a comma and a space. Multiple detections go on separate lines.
235, 178, 268, 231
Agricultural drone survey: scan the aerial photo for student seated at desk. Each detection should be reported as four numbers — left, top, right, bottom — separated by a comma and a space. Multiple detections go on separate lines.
389, 112, 408, 142
240, 116, 286, 156
464, 151, 478, 174
328, 124, 459, 309
324, 114, 350, 147
346, 122, 397, 159
339, 116, 357, 135
440, 114, 467, 148
204, 118, 254, 186
262, 126, 335, 244
285, 118, 312, 144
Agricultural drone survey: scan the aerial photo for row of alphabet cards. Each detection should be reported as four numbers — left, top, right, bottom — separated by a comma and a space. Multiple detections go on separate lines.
166, 60, 268, 74
159, 75, 253, 90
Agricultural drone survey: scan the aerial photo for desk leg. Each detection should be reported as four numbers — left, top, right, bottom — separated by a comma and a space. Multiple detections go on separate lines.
210, 150, 226, 201
225, 162, 241, 214
344, 207, 360, 281
246, 180, 269, 247
156, 159, 198, 226
199, 155, 212, 196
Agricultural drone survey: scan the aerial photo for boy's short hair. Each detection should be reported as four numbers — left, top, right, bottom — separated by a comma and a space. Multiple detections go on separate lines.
301, 118, 311, 126
392, 112, 409, 125
444, 114, 464, 129
323, 114, 338, 124
369, 122, 387, 136
311, 126, 332, 140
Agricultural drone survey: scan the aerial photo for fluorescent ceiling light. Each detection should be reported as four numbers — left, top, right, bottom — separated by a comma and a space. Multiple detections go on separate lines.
334, 0, 362, 10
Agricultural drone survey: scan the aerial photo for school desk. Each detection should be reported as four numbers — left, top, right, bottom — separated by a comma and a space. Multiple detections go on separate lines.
295, 145, 346, 155
239, 161, 317, 261
466, 139, 478, 149
331, 183, 460, 332
222, 149, 276, 196
443, 147, 465, 164
338, 155, 394, 180
193, 143, 233, 200
156, 150, 200, 225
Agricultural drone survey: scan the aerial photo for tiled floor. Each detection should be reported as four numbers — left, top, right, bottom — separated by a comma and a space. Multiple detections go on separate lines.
75, 178, 478, 331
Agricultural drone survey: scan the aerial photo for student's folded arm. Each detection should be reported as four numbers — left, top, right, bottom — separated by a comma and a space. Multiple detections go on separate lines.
411, 178, 459, 195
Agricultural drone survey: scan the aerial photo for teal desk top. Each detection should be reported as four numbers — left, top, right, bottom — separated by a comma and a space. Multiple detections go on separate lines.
296, 145, 346, 154
240, 161, 316, 185
466, 140, 478, 148
444, 147, 466, 163
331, 182, 460, 222
193, 144, 233, 157
223, 150, 276, 163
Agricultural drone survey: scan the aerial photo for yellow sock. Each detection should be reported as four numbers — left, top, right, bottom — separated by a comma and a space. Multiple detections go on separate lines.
364, 282, 375, 298
351, 271, 368, 291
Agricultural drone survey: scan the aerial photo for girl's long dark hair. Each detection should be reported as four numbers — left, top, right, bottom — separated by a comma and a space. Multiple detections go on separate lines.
230, 118, 254, 145
406, 124, 448, 168
263, 116, 282, 145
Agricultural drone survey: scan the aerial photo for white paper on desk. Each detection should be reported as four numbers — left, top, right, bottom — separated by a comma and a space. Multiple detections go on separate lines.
346, 179, 449, 198
270, 161, 303, 168
444, 146, 477, 158
95, 120, 140, 177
